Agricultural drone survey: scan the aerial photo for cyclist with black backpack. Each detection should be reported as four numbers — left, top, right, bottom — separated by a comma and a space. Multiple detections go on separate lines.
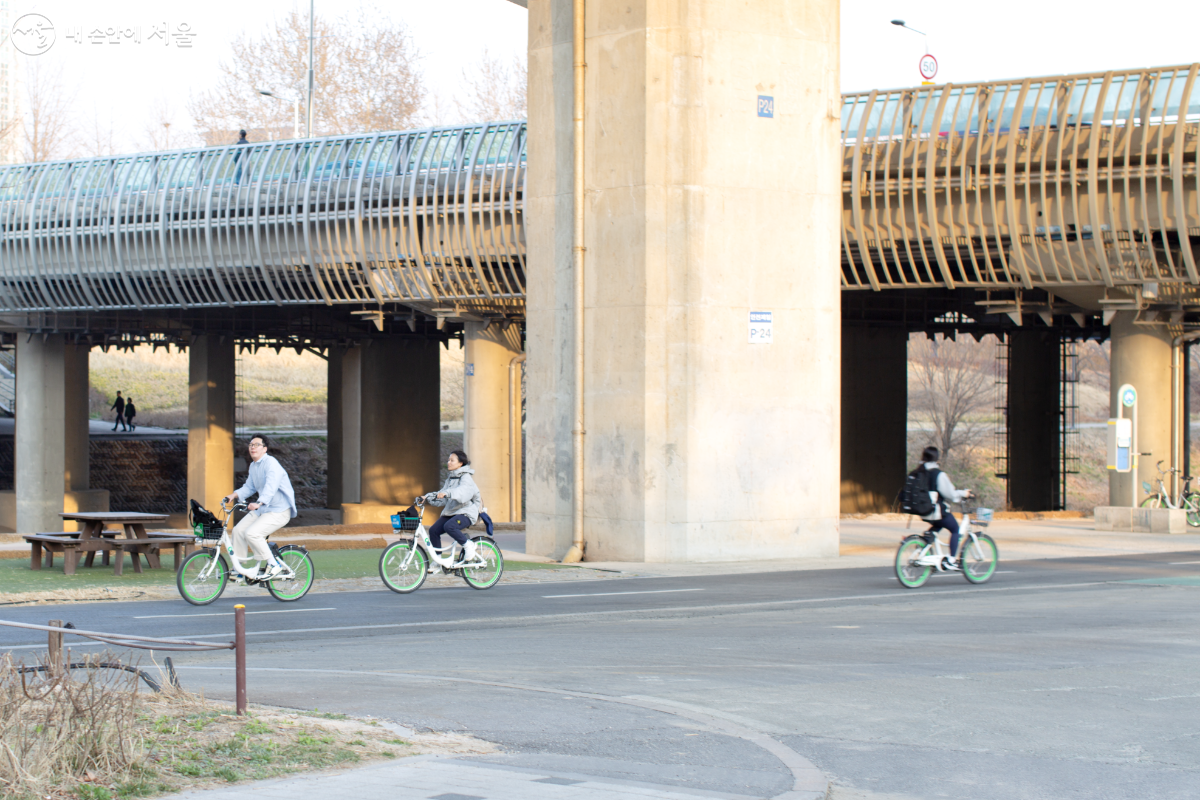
906, 446, 973, 571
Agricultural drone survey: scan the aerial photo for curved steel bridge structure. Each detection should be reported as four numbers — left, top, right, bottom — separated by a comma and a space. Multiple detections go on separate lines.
2, 64, 1199, 319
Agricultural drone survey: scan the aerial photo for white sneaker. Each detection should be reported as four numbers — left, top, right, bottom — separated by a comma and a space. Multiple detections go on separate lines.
260, 562, 285, 580
463, 541, 477, 563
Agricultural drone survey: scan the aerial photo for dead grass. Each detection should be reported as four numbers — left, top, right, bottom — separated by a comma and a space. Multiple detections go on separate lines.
0, 652, 493, 800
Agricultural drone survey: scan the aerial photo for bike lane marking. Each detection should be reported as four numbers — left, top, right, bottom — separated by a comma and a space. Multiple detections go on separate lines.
0, 580, 1119, 651
542, 588, 705, 599
134, 607, 336, 619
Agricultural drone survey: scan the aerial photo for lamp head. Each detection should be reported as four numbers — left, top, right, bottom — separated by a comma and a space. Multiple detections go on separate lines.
890, 19, 905, 26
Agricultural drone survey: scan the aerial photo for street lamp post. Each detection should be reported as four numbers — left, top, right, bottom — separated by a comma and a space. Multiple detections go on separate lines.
257, 89, 300, 139
306, 0, 315, 138
890, 19, 937, 84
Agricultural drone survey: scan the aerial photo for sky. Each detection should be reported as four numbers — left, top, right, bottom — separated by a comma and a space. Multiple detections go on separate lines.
3, 0, 1199, 156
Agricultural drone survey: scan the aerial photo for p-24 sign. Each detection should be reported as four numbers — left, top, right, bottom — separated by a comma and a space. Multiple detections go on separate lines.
749, 311, 773, 343
757, 95, 774, 118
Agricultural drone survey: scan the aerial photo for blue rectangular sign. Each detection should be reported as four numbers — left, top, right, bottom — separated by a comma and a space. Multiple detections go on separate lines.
757, 95, 774, 118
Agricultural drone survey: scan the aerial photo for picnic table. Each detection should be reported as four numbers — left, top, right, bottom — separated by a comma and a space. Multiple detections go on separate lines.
23, 512, 195, 576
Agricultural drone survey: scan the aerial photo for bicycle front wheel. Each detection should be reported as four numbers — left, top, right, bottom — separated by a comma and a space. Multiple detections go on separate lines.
1140, 495, 1162, 508
379, 541, 428, 594
895, 535, 932, 589
461, 537, 504, 590
177, 549, 229, 606
267, 545, 314, 601
1184, 493, 1200, 527
961, 533, 999, 584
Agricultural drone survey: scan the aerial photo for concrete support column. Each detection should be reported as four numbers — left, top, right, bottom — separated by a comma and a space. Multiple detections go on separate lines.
840, 326, 907, 513
187, 336, 235, 515
1007, 330, 1061, 511
326, 346, 362, 508
15, 335, 66, 533
337, 338, 439, 523
464, 322, 524, 521
1109, 313, 1172, 507
64, 344, 90, 492
526, 0, 842, 561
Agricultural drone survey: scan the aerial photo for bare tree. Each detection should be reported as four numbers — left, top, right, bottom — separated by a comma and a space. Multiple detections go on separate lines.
138, 98, 190, 152
909, 333, 997, 465
81, 110, 118, 158
189, 7, 424, 144
21, 61, 75, 162
456, 49, 527, 123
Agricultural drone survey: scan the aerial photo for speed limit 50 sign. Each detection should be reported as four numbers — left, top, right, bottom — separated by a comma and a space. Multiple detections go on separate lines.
919, 54, 938, 81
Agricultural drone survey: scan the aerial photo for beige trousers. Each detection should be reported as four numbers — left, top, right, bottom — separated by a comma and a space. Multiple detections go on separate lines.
231, 510, 291, 565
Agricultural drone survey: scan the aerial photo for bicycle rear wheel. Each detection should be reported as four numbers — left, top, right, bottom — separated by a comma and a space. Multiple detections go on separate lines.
267, 545, 314, 601
379, 541, 428, 594
461, 537, 504, 590
961, 533, 999, 584
177, 549, 229, 605
895, 535, 932, 588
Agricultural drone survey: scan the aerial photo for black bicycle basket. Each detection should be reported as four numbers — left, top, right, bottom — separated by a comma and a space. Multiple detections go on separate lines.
189, 499, 225, 540
391, 505, 422, 531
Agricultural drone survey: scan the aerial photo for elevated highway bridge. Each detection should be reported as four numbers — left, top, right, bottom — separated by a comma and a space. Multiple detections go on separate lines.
1, 65, 1198, 333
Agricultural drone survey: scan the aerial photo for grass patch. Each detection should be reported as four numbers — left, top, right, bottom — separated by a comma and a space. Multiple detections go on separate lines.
0, 549, 571, 600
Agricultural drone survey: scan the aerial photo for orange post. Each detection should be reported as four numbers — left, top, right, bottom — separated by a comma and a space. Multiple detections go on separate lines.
234, 604, 246, 715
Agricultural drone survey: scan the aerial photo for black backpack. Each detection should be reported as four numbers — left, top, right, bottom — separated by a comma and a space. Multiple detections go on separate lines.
899, 467, 940, 516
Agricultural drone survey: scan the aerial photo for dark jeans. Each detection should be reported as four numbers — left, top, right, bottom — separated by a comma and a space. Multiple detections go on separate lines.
113, 413, 127, 431
927, 507, 960, 557
428, 514, 472, 549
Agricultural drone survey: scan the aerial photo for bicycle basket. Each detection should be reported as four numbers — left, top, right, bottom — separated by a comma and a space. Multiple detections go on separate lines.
391, 505, 421, 531
973, 507, 994, 525
189, 499, 225, 540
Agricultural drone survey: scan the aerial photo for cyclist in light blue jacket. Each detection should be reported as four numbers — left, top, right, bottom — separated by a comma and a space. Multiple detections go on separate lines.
424, 450, 482, 566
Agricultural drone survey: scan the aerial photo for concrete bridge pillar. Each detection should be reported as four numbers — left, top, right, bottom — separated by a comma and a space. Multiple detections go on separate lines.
187, 336, 236, 516
840, 326, 907, 513
331, 339, 440, 523
464, 322, 524, 522
1007, 330, 1061, 511
525, 0, 842, 561
1109, 313, 1172, 507
13, 338, 100, 533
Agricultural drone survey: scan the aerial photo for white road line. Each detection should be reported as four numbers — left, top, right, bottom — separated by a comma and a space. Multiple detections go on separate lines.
0, 580, 1116, 652
133, 608, 336, 620
543, 588, 705, 599
1168, 561, 1200, 565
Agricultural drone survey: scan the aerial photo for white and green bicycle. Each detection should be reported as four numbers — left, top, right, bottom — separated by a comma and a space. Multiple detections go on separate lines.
176, 499, 315, 605
378, 497, 504, 593
895, 503, 999, 588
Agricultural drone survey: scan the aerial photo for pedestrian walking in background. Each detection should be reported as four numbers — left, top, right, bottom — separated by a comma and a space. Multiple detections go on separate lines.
124, 398, 137, 432
111, 391, 127, 432
234, 129, 249, 184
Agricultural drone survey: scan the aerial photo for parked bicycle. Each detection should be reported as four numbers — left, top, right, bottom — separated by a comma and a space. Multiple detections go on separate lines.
177, 499, 315, 605
379, 497, 503, 593
895, 503, 999, 588
1141, 460, 1200, 526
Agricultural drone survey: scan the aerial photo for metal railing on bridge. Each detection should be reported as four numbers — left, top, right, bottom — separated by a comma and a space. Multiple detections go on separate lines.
0, 122, 526, 314
840, 64, 1200, 292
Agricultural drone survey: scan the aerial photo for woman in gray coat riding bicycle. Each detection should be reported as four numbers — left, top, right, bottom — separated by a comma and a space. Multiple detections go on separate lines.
424, 450, 483, 568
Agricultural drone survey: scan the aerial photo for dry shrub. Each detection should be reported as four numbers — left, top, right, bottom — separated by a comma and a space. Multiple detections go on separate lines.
0, 652, 141, 799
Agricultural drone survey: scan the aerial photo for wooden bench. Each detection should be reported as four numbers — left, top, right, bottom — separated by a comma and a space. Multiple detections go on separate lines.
24, 532, 195, 576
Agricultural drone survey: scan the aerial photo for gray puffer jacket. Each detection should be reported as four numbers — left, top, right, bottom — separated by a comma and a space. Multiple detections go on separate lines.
425, 465, 482, 524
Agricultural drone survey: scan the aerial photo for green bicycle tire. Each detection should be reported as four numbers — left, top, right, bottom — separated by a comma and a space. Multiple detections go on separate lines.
379, 541, 428, 594
961, 533, 999, 584
267, 546, 315, 601
1184, 493, 1200, 527
177, 549, 229, 606
895, 535, 932, 589
461, 537, 504, 590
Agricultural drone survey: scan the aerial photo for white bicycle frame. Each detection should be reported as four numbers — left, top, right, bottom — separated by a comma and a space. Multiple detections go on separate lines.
913, 508, 988, 567
396, 498, 482, 571
194, 500, 296, 581
1143, 462, 1196, 510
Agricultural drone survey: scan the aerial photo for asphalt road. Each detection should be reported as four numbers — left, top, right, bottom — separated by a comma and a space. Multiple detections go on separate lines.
3, 551, 1199, 799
